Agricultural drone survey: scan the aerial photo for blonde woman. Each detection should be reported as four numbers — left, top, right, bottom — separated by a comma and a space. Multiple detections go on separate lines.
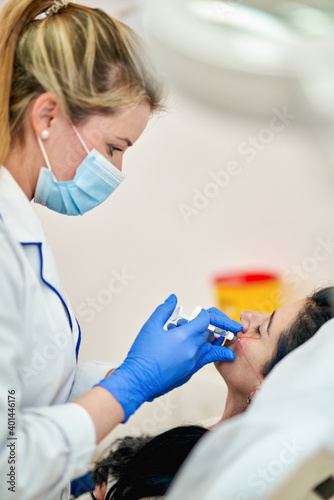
0, 1, 242, 499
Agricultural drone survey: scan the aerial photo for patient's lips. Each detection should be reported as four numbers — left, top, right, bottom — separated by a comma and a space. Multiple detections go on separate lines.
225, 333, 241, 348
225, 338, 237, 348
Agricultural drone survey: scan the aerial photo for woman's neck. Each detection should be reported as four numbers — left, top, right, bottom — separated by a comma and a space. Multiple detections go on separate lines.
222, 389, 248, 420
4, 130, 42, 201
208, 388, 248, 430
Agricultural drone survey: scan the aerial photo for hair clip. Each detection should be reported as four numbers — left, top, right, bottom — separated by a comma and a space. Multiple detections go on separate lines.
45, 0, 72, 18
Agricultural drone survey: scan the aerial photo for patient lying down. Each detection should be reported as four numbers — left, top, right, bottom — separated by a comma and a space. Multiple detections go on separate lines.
92, 287, 334, 500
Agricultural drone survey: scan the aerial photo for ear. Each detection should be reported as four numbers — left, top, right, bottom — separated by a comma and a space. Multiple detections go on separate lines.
30, 92, 61, 139
93, 482, 107, 500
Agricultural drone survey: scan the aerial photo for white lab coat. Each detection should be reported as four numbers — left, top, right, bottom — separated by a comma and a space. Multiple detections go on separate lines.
0, 166, 116, 500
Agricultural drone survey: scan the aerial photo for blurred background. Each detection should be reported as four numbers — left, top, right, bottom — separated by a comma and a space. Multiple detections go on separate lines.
4, 0, 334, 451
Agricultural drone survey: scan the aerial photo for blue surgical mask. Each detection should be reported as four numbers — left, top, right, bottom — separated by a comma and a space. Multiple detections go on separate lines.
34, 125, 126, 215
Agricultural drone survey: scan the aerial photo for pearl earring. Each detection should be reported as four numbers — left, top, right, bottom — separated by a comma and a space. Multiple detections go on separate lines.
41, 130, 50, 140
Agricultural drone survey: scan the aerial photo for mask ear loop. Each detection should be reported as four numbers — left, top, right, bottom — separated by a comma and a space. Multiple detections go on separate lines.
37, 136, 58, 181
72, 125, 90, 155
37, 136, 52, 171
37, 125, 90, 179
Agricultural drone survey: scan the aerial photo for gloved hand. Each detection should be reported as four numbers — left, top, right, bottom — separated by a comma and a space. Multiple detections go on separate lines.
94, 295, 240, 422
205, 307, 243, 336
164, 306, 243, 394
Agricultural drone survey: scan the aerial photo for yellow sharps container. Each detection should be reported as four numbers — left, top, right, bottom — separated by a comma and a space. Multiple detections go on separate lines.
214, 272, 282, 322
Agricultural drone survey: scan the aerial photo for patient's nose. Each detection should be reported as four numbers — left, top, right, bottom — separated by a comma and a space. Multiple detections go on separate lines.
240, 310, 265, 334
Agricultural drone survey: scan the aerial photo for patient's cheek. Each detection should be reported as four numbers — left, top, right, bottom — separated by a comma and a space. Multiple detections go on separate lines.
237, 336, 260, 351
237, 339, 263, 383
236, 339, 250, 353
237, 338, 259, 364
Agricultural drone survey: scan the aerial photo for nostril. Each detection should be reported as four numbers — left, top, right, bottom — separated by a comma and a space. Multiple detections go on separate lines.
241, 319, 250, 334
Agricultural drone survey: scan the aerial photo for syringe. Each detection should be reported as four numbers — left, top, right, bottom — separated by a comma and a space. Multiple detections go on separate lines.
170, 305, 235, 341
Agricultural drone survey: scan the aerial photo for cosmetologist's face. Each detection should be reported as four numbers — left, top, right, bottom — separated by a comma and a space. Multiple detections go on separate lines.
54, 101, 151, 180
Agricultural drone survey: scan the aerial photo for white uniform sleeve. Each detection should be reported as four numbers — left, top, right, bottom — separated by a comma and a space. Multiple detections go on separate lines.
68, 360, 117, 402
0, 234, 97, 500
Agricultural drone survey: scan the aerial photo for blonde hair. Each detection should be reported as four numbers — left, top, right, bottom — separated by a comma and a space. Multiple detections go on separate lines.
0, 0, 164, 165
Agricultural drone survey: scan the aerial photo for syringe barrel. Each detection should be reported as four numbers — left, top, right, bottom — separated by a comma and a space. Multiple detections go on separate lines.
207, 325, 234, 340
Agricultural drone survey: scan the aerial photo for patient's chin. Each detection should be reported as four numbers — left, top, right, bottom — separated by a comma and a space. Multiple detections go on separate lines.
214, 360, 225, 377
214, 356, 239, 382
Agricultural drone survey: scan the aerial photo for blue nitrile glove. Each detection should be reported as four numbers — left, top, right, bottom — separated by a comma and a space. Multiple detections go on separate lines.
206, 307, 243, 335
163, 307, 243, 394
94, 295, 236, 423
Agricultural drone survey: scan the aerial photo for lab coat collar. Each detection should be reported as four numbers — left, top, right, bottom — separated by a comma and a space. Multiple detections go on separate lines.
0, 166, 46, 244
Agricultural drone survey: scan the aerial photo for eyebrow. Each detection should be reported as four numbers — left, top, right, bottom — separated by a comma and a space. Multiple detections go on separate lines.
116, 136, 133, 147
267, 310, 276, 336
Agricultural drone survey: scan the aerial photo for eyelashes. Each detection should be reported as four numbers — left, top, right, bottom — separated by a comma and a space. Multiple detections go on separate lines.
109, 145, 123, 157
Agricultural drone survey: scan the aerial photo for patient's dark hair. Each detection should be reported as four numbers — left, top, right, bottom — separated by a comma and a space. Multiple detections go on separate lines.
91, 426, 208, 499
92, 288, 334, 499
262, 286, 334, 377
92, 435, 151, 492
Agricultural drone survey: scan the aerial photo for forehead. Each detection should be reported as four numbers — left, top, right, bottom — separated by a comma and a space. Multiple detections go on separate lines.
83, 102, 151, 136
272, 298, 307, 334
